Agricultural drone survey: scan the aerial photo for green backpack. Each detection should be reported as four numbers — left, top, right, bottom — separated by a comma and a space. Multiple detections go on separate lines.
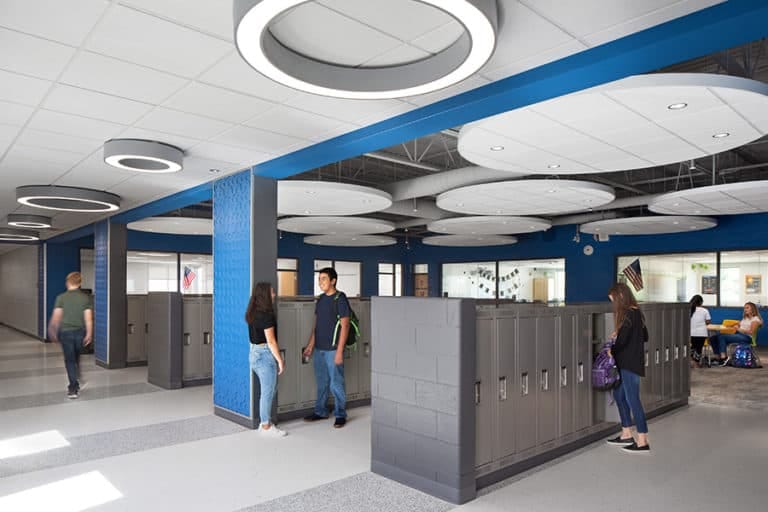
331, 292, 360, 349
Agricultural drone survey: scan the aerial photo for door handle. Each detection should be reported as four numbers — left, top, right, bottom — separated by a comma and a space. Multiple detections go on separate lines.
363, 342, 370, 357
560, 366, 567, 387
498, 376, 507, 401
577, 362, 584, 383
184, 333, 191, 346
474, 381, 481, 405
203, 332, 211, 345
521, 372, 529, 396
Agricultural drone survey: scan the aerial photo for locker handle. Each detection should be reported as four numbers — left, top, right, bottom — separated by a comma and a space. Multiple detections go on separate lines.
279, 349, 286, 361
128, 323, 135, 335
474, 381, 481, 405
144, 323, 149, 334
674, 345, 679, 360
655, 349, 660, 365
683, 345, 688, 358
521, 372, 529, 396
577, 362, 584, 383
541, 369, 549, 391
301, 346, 310, 365
363, 342, 370, 357
498, 377, 507, 401
203, 332, 211, 345
645, 350, 649, 368
344, 348, 352, 360
560, 366, 567, 388
183, 333, 191, 346
664, 346, 670, 362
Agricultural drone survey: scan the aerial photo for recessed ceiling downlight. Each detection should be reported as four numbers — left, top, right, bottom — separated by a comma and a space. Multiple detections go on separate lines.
7, 214, 51, 229
16, 186, 121, 213
233, 0, 497, 99
667, 102, 688, 110
0, 227, 39, 241
103, 139, 183, 173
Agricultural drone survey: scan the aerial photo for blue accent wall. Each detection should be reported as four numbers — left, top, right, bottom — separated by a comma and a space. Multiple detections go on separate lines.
94, 220, 109, 363
38, 244, 44, 338
213, 171, 252, 417
127, 230, 212, 254
45, 237, 91, 337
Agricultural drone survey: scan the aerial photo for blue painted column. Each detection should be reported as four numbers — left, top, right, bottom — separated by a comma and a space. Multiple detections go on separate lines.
93, 220, 127, 368
213, 171, 277, 428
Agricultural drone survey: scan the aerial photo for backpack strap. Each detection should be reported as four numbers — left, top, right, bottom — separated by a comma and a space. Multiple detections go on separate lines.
331, 292, 345, 347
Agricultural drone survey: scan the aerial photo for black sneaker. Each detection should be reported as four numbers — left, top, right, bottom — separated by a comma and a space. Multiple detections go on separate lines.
606, 435, 634, 446
303, 413, 328, 422
718, 357, 730, 367
333, 417, 347, 429
67, 389, 79, 399
622, 442, 650, 454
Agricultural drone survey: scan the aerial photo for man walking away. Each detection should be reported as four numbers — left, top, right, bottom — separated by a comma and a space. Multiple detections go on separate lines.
48, 272, 93, 399
302, 267, 350, 428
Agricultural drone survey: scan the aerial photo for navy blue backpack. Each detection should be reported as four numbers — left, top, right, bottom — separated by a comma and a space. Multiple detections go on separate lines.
731, 343, 762, 368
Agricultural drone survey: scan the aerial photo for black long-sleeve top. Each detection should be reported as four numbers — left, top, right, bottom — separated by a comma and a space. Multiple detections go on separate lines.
613, 308, 646, 377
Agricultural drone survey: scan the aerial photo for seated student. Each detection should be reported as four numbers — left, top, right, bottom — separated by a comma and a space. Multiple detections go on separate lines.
709, 302, 762, 366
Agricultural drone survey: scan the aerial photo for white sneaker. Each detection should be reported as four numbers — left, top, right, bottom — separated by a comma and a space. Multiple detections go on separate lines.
260, 425, 287, 437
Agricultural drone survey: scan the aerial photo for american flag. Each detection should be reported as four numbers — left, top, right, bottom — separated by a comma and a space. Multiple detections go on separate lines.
183, 266, 197, 290
622, 258, 644, 292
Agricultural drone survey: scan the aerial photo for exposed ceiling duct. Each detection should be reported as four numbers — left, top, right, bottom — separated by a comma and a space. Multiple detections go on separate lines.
384, 166, 523, 201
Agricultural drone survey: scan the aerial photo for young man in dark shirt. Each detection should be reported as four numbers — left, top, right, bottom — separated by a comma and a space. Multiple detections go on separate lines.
302, 267, 350, 428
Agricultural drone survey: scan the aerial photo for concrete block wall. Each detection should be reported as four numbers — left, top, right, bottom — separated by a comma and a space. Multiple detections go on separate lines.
371, 297, 476, 504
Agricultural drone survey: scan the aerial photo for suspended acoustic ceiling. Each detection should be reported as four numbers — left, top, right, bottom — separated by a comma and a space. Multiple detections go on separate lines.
579, 215, 717, 236
304, 234, 397, 247
103, 139, 184, 173
233, 0, 497, 99
6, 214, 52, 229
278, 181, 392, 216
278, 216, 394, 235
127, 217, 212, 236
459, 73, 768, 174
648, 180, 768, 216
436, 179, 615, 216
0, 227, 39, 242
422, 234, 517, 247
16, 186, 121, 212
427, 216, 551, 235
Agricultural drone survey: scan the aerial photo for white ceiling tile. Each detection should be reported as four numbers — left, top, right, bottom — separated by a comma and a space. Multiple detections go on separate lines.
187, 142, 272, 166
361, 44, 431, 67
163, 82, 274, 124
0, 28, 75, 81
135, 108, 234, 140
27, 110, 126, 140
107, 174, 184, 201
118, 0, 234, 41
481, 39, 587, 82
199, 52, 296, 103
270, 2, 402, 67
0, 124, 21, 155
0, 152, 73, 182
16, 128, 102, 155
0, 0, 108, 46
283, 91, 413, 125
245, 106, 355, 141
213, 125, 306, 155
53, 152, 136, 189
86, 5, 232, 78
61, 51, 187, 104
174, 156, 242, 180
0, 101, 34, 126
42, 84, 153, 125
403, 75, 491, 107
410, 20, 465, 54
4, 144, 86, 168
114, 127, 202, 151
0, 69, 51, 106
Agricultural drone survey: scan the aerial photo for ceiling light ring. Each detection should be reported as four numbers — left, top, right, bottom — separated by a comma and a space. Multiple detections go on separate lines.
0, 227, 40, 241
16, 186, 121, 213
233, 0, 498, 99
7, 214, 52, 229
103, 139, 183, 173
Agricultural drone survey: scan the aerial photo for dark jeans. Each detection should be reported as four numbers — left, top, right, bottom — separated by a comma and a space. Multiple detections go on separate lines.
710, 332, 751, 355
613, 369, 648, 434
59, 329, 84, 392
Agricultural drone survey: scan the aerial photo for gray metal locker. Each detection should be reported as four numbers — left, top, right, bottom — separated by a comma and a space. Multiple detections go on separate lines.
276, 302, 300, 412
297, 302, 318, 408
557, 312, 576, 439
344, 298, 361, 400
200, 296, 212, 379
640, 307, 657, 409
475, 315, 495, 468
516, 315, 537, 453
661, 309, 672, 401
575, 310, 592, 432
496, 315, 517, 460
679, 307, 690, 399
536, 314, 557, 445
127, 295, 148, 363
146, 292, 182, 389
650, 308, 663, 406
182, 298, 201, 381
357, 300, 372, 398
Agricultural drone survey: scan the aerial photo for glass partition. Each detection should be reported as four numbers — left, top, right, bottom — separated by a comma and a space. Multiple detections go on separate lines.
442, 262, 496, 298
314, 260, 361, 297
127, 252, 178, 294
498, 258, 565, 304
180, 253, 213, 294
617, 253, 717, 304
719, 250, 768, 307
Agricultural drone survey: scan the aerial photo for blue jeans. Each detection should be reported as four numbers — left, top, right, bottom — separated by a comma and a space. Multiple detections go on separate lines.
59, 329, 84, 392
249, 344, 277, 426
313, 349, 346, 419
710, 332, 751, 355
613, 369, 648, 434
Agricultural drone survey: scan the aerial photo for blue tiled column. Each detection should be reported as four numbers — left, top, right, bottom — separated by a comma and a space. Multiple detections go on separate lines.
213, 171, 277, 428
93, 220, 127, 368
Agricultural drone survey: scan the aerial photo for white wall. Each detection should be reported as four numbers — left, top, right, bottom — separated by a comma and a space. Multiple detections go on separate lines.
0, 245, 39, 335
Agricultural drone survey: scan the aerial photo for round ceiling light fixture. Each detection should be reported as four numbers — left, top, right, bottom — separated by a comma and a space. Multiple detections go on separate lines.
7, 214, 52, 229
233, 0, 498, 99
16, 186, 121, 213
103, 139, 183, 173
0, 227, 39, 242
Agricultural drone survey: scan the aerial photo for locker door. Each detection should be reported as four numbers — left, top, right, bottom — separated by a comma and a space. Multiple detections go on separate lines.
516, 316, 537, 453
276, 303, 299, 412
182, 299, 201, 380
298, 302, 318, 407
651, 309, 663, 405
640, 308, 656, 410
200, 297, 212, 378
358, 301, 371, 397
558, 312, 575, 439
496, 315, 517, 459
575, 312, 592, 431
475, 316, 495, 468
127, 295, 147, 363
662, 310, 673, 401
344, 299, 360, 399
679, 307, 690, 399
537, 315, 557, 445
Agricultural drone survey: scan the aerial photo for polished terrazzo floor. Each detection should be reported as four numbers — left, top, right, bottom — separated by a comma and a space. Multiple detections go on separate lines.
1, 325, 766, 511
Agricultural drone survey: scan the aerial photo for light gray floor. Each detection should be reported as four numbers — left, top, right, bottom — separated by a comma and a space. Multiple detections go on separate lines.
1, 326, 767, 511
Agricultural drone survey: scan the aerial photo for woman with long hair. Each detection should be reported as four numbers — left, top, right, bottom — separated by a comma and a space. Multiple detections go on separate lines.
245, 282, 286, 437
605, 282, 649, 453
689, 294, 711, 365
709, 301, 762, 366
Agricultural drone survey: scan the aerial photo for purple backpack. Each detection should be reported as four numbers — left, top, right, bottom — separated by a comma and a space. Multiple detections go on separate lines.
592, 340, 621, 390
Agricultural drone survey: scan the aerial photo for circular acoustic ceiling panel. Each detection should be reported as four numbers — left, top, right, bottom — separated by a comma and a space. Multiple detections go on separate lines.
579, 216, 717, 236
278, 181, 392, 216
234, 0, 497, 99
278, 216, 394, 235
422, 234, 517, 247
459, 73, 768, 174
128, 217, 212, 236
16, 185, 121, 212
427, 216, 551, 235
436, 179, 615, 216
304, 234, 397, 247
648, 180, 768, 216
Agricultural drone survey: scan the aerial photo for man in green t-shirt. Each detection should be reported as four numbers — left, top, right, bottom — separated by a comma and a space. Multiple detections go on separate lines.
48, 272, 93, 399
